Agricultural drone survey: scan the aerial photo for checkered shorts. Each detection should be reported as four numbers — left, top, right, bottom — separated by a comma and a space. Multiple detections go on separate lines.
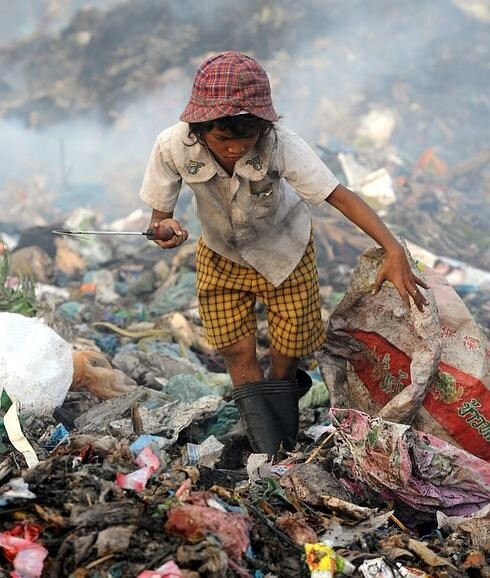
196, 235, 325, 357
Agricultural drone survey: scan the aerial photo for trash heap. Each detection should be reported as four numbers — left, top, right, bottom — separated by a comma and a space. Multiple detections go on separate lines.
0, 204, 488, 577
0, 2, 489, 575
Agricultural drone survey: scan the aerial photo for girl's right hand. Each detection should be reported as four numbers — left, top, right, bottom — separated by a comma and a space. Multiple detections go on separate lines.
151, 218, 189, 249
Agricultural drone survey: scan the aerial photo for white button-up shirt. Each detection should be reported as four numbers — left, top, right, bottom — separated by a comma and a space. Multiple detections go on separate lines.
139, 122, 339, 286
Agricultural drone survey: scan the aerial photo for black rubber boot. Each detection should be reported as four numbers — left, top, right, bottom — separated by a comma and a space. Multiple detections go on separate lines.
220, 371, 312, 452
265, 368, 312, 399
296, 368, 313, 399
232, 379, 299, 455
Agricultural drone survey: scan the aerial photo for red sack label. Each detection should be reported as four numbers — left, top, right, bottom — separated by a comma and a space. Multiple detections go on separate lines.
346, 329, 490, 462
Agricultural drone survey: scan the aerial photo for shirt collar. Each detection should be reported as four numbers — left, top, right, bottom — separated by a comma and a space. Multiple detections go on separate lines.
173, 122, 275, 183
233, 138, 272, 181
181, 143, 218, 183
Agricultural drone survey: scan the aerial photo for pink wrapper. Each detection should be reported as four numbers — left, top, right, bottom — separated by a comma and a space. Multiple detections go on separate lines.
137, 560, 183, 577
116, 446, 160, 491
0, 534, 48, 578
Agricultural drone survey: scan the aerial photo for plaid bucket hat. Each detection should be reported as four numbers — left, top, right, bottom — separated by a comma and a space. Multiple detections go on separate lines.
180, 51, 279, 123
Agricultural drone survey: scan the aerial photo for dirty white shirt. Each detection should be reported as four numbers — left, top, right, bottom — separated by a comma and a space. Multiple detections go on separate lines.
139, 121, 339, 286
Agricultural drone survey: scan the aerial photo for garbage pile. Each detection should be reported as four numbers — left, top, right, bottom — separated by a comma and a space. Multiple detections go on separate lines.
0, 208, 489, 577
0, 1, 489, 575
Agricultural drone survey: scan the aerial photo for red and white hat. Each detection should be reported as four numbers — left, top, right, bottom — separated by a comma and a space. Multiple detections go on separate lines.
180, 51, 279, 123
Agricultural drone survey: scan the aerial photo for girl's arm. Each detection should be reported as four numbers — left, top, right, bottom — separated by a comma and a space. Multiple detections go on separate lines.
326, 184, 428, 311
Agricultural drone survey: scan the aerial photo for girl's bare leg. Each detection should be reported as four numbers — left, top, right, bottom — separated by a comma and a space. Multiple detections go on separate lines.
219, 334, 263, 387
269, 346, 299, 381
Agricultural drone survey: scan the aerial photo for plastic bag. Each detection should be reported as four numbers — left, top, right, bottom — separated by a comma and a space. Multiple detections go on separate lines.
316, 242, 489, 461
0, 313, 73, 415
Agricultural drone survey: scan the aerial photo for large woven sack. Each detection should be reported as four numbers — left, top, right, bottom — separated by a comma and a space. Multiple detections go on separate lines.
316, 242, 489, 461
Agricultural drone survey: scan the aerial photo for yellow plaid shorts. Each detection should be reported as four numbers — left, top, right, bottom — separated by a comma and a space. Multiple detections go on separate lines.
196, 235, 326, 357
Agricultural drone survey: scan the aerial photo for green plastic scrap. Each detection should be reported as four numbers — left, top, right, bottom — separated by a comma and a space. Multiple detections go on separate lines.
299, 379, 330, 410
261, 476, 294, 507
0, 251, 38, 317
0, 389, 13, 454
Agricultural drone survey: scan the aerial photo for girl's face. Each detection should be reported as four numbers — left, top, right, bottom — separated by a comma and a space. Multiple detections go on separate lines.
203, 126, 259, 165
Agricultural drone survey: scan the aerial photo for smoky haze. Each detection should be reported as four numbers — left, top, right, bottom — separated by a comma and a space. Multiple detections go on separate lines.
0, 0, 488, 226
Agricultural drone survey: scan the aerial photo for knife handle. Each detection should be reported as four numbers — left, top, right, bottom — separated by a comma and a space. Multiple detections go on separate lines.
145, 226, 174, 241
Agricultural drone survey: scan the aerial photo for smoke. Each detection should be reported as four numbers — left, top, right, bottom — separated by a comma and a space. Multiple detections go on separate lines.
269, 0, 489, 158
0, 0, 124, 41
0, 77, 190, 216
0, 0, 488, 220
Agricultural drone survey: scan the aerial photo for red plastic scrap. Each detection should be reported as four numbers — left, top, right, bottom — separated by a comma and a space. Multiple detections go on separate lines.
165, 480, 250, 560
165, 505, 250, 560
0, 523, 48, 578
0, 524, 42, 562
79, 444, 94, 462
116, 446, 160, 491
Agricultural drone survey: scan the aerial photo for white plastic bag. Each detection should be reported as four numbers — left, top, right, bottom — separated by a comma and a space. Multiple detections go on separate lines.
0, 313, 73, 415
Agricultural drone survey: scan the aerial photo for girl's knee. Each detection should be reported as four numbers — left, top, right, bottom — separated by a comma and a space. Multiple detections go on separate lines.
219, 335, 257, 364
219, 336, 262, 386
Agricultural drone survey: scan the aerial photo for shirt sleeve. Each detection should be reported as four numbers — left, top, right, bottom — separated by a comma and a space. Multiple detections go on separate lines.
274, 128, 339, 205
139, 132, 182, 212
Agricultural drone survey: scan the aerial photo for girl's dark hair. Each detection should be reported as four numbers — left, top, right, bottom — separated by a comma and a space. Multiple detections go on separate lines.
187, 114, 275, 145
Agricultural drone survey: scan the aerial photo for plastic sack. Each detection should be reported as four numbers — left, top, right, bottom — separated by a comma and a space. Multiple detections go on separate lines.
0, 313, 73, 415
330, 408, 490, 516
316, 242, 489, 461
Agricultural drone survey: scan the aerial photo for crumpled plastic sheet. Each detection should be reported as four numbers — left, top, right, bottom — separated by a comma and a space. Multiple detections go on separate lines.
0, 523, 48, 578
0, 478, 36, 507
116, 446, 160, 491
359, 557, 429, 577
0, 313, 74, 416
320, 511, 393, 548
436, 503, 490, 550
164, 373, 218, 403
165, 479, 250, 560
331, 408, 490, 516
136, 560, 183, 577
109, 395, 222, 444
116, 340, 203, 369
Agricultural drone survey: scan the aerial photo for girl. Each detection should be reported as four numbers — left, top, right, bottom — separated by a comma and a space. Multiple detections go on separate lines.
139, 51, 428, 454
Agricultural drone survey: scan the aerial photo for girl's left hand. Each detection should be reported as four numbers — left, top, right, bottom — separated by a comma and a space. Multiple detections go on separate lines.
373, 244, 429, 311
